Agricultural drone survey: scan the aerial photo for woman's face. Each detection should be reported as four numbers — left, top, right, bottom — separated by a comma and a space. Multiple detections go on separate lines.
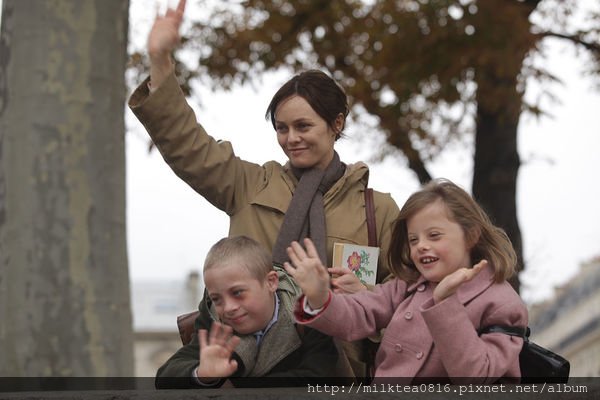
274, 95, 339, 170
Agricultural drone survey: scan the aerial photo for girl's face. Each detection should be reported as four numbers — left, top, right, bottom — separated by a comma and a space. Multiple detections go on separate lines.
406, 199, 472, 283
274, 95, 339, 170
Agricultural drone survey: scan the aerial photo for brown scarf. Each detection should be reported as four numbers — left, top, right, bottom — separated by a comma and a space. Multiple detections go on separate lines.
272, 151, 345, 266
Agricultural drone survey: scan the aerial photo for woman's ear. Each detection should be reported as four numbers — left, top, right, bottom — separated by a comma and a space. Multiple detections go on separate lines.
265, 270, 279, 293
333, 113, 344, 137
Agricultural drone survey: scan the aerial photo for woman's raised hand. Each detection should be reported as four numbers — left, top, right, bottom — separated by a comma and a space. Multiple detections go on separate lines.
284, 239, 331, 309
148, 0, 186, 88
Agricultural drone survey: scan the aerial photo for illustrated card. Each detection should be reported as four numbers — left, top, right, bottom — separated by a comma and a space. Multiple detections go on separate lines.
332, 243, 380, 286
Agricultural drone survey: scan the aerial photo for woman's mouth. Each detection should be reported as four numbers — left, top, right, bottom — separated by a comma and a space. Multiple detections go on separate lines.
288, 148, 307, 156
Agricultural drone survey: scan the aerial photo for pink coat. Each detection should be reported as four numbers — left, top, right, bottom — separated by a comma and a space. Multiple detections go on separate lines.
297, 265, 528, 384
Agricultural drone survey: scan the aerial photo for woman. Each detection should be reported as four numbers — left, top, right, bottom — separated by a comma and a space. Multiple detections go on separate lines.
129, 0, 399, 377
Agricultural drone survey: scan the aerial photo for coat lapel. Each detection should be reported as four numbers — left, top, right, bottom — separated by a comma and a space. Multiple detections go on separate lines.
248, 302, 302, 377
456, 264, 495, 305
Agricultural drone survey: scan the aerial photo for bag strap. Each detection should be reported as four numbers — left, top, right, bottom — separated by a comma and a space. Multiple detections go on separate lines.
478, 325, 530, 340
177, 310, 200, 345
364, 188, 377, 247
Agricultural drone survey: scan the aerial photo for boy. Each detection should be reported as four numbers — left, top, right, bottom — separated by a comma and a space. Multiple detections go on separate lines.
155, 236, 342, 388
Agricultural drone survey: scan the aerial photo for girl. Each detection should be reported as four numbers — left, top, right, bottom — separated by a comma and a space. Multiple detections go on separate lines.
284, 179, 528, 383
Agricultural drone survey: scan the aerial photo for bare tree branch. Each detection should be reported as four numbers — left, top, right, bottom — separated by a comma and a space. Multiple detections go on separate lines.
540, 31, 600, 54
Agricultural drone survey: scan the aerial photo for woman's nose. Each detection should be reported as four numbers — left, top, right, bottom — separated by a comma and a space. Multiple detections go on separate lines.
287, 129, 301, 143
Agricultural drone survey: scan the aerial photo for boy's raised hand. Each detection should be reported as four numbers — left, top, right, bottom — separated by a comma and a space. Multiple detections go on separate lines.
433, 260, 488, 304
197, 322, 240, 380
284, 238, 331, 309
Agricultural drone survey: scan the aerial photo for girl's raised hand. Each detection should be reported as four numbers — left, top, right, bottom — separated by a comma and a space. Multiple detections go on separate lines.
283, 238, 331, 309
197, 322, 240, 380
433, 260, 488, 304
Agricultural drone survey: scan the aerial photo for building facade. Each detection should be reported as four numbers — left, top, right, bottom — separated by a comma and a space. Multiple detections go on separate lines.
132, 272, 203, 377
528, 257, 600, 377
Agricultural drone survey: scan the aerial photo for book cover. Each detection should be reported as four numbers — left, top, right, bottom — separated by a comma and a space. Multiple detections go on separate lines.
332, 243, 380, 286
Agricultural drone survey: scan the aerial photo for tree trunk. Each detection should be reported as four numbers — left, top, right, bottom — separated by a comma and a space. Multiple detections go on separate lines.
473, 73, 524, 293
0, 0, 133, 376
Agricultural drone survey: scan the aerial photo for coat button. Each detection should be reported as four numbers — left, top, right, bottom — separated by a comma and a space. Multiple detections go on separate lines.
417, 284, 426, 292
395, 344, 403, 353
416, 352, 424, 359
404, 311, 413, 320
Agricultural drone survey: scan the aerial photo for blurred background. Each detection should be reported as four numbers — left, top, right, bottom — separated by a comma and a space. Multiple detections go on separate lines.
1, 0, 599, 378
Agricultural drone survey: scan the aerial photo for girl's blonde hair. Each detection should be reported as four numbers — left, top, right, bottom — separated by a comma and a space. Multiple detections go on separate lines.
388, 179, 517, 283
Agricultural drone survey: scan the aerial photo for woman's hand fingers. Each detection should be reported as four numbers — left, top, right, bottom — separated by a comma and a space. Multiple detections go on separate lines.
328, 267, 351, 276
330, 268, 367, 294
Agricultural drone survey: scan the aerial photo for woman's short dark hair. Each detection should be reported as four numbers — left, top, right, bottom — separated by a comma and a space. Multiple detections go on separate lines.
265, 70, 349, 140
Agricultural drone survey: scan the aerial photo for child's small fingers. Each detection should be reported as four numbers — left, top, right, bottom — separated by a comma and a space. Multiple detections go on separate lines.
290, 241, 308, 258
283, 261, 295, 275
463, 266, 482, 282
303, 238, 320, 259
226, 335, 241, 352
286, 246, 302, 267
221, 323, 234, 337
198, 329, 208, 348
209, 322, 223, 343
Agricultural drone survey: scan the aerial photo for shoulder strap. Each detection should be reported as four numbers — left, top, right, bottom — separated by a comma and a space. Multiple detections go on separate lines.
364, 188, 377, 247
478, 325, 530, 339
177, 310, 200, 345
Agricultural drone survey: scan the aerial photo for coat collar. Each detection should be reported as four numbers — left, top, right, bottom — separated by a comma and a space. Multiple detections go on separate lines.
406, 263, 496, 304
249, 296, 302, 376
281, 161, 370, 199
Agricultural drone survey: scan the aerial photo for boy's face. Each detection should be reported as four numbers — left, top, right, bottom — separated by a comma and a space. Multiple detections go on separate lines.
204, 262, 278, 335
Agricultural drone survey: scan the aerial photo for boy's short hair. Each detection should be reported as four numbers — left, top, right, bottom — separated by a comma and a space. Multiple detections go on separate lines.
203, 236, 273, 281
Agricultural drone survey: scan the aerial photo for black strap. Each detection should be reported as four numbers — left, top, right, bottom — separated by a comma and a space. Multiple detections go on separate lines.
364, 188, 377, 247
478, 325, 530, 339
